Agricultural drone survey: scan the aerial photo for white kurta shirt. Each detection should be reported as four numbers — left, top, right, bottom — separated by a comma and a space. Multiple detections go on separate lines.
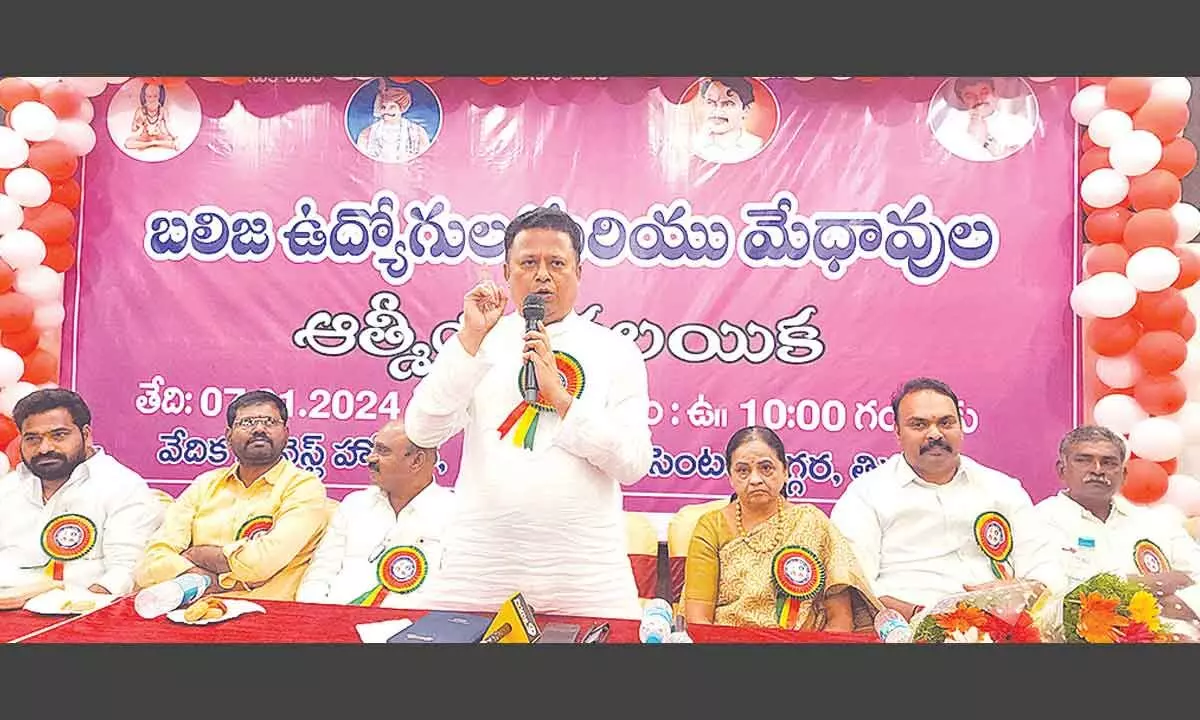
1035, 492, 1200, 586
296, 482, 456, 606
830, 453, 1065, 606
0, 450, 165, 595
405, 310, 653, 619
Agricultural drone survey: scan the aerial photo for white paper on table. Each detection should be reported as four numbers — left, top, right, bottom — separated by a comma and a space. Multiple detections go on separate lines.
355, 618, 413, 644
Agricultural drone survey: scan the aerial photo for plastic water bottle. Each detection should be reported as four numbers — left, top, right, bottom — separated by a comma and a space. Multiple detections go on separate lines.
666, 613, 693, 643
639, 598, 674, 644
874, 608, 913, 643
134, 574, 212, 619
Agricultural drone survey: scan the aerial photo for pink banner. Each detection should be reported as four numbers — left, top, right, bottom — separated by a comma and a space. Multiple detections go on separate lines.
62, 76, 1080, 517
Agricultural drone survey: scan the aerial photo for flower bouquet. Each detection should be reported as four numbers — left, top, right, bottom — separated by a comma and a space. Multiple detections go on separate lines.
910, 581, 1047, 643
1061, 572, 1192, 643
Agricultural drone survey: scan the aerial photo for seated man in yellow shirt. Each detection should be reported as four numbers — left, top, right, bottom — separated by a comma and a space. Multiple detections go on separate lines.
133, 390, 329, 600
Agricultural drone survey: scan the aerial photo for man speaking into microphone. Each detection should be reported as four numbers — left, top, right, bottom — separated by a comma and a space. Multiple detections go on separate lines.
405, 205, 653, 620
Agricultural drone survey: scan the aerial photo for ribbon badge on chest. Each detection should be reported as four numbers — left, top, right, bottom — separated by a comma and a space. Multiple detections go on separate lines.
40, 514, 98, 580
352, 545, 428, 607
974, 511, 1014, 580
772, 546, 825, 629
237, 515, 274, 541
1132, 539, 1170, 575
496, 351, 585, 450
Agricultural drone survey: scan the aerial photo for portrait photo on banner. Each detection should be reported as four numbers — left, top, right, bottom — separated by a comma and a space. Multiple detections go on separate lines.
677, 76, 781, 165
927, 76, 1040, 163
344, 77, 443, 164
106, 78, 202, 163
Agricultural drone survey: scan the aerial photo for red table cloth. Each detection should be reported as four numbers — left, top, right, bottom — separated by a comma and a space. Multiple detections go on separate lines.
0, 608, 83, 643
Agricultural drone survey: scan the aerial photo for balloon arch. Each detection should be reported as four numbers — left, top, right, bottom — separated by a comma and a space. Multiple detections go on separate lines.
0, 75, 1196, 531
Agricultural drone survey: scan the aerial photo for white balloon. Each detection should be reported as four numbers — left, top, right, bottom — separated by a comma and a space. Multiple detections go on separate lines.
32, 301, 65, 330
64, 77, 108, 98
0, 453, 9, 476
1070, 85, 1109, 125
1178, 344, 1200, 387
0, 348, 24, 387
1163, 401, 1200, 443
1128, 416, 1187, 461
1080, 272, 1138, 318
0, 229, 47, 270
0, 381, 38, 417
51, 120, 96, 156
1094, 393, 1149, 436
14, 266, 63, 303
1108, 130, 1163, 176
0, 195, 23, 236
2, 168, 51, 208
0, 127, 30, 170
71, 98, 95, 124
1069, 281, 1096, 318
1162, 473, 1200, 516
1151, 77, 1192, 104
1080, 168, 1130, 208
1169, 203, 1200, 245
105, 77, 130, 84
1145, 496, 1188, 524
1126, 246, 1181, 292
793, 77, 815, 81
1087, 109, 1134, 148
8, 101, 59, 143
20, 77, 59, 88
1096, 353, 1142, 389
1028, 77, 1057, 82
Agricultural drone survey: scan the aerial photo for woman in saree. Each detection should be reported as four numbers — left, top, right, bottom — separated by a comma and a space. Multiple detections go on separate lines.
684, 426, 883, 632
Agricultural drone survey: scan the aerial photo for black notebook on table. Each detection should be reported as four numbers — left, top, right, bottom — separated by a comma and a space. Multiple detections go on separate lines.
387, 611, 493, 644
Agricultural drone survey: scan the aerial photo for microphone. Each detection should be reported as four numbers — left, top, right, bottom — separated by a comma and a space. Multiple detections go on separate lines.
521, 295, 546, 404
481, 591, 542, 644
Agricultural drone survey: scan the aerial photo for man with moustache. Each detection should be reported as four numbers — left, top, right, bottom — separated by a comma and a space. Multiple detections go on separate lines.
134, 390, 329, 601
405, 205, 653, 619
831, 377, 1064, 620
1035, 425, 1200, 588
689, 76, 766, 164
0, 389, 163, 596
296, 420, 455, 607
933, 76, 1036, 162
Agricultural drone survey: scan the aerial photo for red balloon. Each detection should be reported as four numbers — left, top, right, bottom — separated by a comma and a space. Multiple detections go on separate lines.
41, 242, 76, 273
0, 77, 39, 111
1158, 457, 1178, 476
21, 202, 75, 245
1086, 316, 1143, 356
1084, 207, 1133, 245
4, 436, 21, 471
0, 260, 13, 293
1173, 247, 1200, 290
0, 292, 34, 333
1081, 131, 1097, 153
1122, 208, 1177, 253
0, 325, 41, 356
49, 178, 81, 210
1133, 330, 1188, 374
1083, 243, 1130, 277
38, 82, 84, 118
478, 77, 507, 85
19, 348, 58, 385
0, 415, 16, 449
1105, 77, 1153, 113
1128, 169, 1182, 211
1122, 458, 1169, 504
1133, 373, 1188, 415
1080, 147, 1111, 178
1133, 98, 1190, 143
26, 140, 78, 182
1081, 77, 1112, 87
1180, 311, 1197, 341
1131, 287, 1188, 330
1158, 137, 1198, 178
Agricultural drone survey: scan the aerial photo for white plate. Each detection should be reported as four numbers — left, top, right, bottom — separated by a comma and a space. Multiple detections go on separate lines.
24, 588, 118, 615
166, 599, 265, 626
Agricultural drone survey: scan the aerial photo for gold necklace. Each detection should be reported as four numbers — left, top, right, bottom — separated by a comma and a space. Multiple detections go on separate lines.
736, 497, 785, 554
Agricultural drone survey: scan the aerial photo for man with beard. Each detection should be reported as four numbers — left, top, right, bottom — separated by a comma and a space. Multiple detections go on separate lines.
689, 77, 766, 164
134, 390, 329, 601
933, 77, 1036, 162
0, 389, 163, 596
1035, 425, 1200, 588
296, 420, 455, 607
831, 377, 1064, 620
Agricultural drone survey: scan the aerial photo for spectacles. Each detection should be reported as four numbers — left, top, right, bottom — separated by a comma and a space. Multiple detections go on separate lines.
581, 622, 609, 644
233, 416, 284, 430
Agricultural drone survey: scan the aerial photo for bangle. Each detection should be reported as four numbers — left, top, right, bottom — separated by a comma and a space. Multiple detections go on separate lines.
911, 604, 925, 616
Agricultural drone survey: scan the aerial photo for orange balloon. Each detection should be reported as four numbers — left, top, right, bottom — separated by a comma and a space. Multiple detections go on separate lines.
0, 77, 39, 111
0, 260, 13, 293
49, 178, 81, 210
0, 325, 40, 356
5, 436, 20, 471
1133, 330, 1188, 374
1131, 287, 1188, 330
0, 292, 34, 333
1180, 310, 1197, 341
1086, 316, 1143, 356
1122, 208, 1177, 253
389, 77, 415, 83
1172, 247, 1200, 290
1133, 372, 1188, 415
1157, 137, 1197, 178
1081, 131, 1097, 153
0, 414, 16, 449
478, 76, 507, 85
38, 82, 84, 118
21, 201, 75, 245
1080, 147, 1111, 178
415, 77, 444, 83
1128, 169, 1181, 211
1083, 243, 1129, 277
218, 77, 249, 85
1157, 457, 1178, 476
1084, 207, 1132, 245
1105, 77, 1153, 113
1132, 97, 1190, 143
1122, 458, 1169, 504
26, 140, 78, 182
19, 348, 58, 385
1081, 77, 1112, 87
42, 242, 76, 273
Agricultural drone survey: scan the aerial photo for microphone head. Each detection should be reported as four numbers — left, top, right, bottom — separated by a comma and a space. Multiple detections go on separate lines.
522, 294, 546, 322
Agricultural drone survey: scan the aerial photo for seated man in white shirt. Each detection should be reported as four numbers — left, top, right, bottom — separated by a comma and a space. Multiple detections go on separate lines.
296, 420, 455, 607
0, 389, 164, 597
1035, 424, 1200, 589
933, 77, 1036, 162
831, 377, 1064, 620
